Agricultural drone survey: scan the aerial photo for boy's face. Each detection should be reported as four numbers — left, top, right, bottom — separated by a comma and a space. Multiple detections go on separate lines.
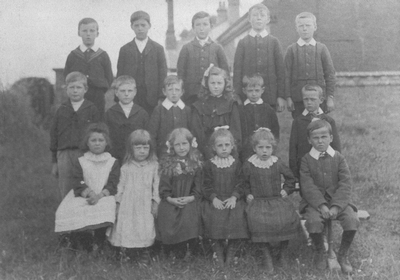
116, 83, 136, 105
308, 127, 333, 152
296, 17, 316, 42
67, 81, 87, 102
163, 83, 183, 103
244, 84, 264, 103
249, 9, 270, 32
193, 17, 211, 40
303, 89, 323, 113
131, 19, 150, 40
78, 23, 99, 48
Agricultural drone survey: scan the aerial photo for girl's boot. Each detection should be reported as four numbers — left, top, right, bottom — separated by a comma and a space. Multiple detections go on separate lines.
212, 240, 225, 267
278, 240, 289, 269
262, 244, 274, 274
225, 240, 237, 266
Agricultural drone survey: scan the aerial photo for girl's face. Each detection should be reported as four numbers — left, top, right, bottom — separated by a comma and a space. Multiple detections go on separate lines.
208, 74, 225, 97
254, 139, 273, 161
133, 144, 150, 162
87, 132, 107, 155
213, 136, 233, 158
173, 134, 190, 158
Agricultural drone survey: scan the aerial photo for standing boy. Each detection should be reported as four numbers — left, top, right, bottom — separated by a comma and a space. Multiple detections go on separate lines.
285, 12, 336, 118
289, 84, 340, 180
64, 18, 113, 119
117, 11, 168, 114
177, 11, 229, 106
233, 3, 286, 111
104, 76, 149, 164
50, 72, 100, 199
300, 120, 359, 273
239, 75, 279, 161
147, 75, 191, 157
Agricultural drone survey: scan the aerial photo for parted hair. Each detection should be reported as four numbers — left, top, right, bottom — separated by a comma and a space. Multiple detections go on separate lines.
112, 75, 136, 91
80, 122, 111, 152
302, 84, 324, 99
65, 71, 88, 88
248, 3, 270, 17
163, 75, 183, 89
307, 119, 332, 137
192, 11, 211, 27
242, 75, 264, 88
78, 18, 98, 31
124, 129, 157, 164
295, 12, 317, 27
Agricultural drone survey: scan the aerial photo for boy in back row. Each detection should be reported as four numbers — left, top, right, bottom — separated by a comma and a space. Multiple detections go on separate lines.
64, 18, 113, 119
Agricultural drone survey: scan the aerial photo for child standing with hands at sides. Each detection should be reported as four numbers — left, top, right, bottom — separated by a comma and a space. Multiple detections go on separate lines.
242, 128, 300, 273
285, 12, 336, 118
300, 120, 359, 273
239, 75, 279, 161
202, 128, 248, 267
55, 123, 120, 252
192, 65, 241, 159
157, 128, 203, 259
64, 18, 113, 118
117, 11, 168, 114
105, 75, 149, 164
50, 72, 100, 199
177, 11, 229, 106
108, 129, 160, 264
147, 76, 191, 157
233, 4, 286, 112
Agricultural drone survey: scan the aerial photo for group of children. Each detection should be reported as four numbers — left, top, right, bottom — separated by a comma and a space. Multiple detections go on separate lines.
51, 3, 359, 275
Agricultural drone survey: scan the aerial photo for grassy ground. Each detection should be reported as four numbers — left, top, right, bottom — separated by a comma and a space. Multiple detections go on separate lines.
0, 86, 399, 279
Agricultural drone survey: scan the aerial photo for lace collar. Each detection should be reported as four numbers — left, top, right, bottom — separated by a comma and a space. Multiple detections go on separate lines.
248, 154, 278, 169
210, 155, 235, 168
83, 152, 112, 162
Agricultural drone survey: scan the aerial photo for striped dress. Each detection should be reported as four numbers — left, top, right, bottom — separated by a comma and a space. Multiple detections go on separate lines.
202, 156, 249, 239
242, 155, 301, 242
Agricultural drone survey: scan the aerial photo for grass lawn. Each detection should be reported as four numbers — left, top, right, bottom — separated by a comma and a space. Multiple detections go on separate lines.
0, 86, 399, 279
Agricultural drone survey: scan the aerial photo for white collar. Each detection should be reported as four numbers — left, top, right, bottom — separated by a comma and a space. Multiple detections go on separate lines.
297, 38, 317, 46
244, 98, 264, 105
249, 29, 268, 38
248, 154, 278, 169
162, 98, 185, 110
309, 146, 335, 160
135, 37, 148, 45
83, 151, 111, 162
79, 43, 99, 52
196, 36, 210, 46
119, 101, 133, 109
210, 155, 235, 168
302, 107, 324, 116
70, 99, 84, 111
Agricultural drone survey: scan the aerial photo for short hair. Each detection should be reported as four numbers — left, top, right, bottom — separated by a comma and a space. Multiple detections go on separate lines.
112, 75, 136, 91
163, 75, 183, 89
248, 3, 270, 17
192, 11, 211, 27
251, 128, 277, 150
302, 84, 324, 99
65, 71, 87, 88
209, 128, 237, 156
307, 119, 332, 137
295, 12, 317, 27
242, 75, 264, 88
78, 18, 98, 31
124, 129, 156, 163
80, 122, 111, 152
130, 11, 151, 25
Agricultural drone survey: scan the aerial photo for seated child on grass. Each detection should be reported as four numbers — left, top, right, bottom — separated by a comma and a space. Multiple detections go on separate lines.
300, 120, 359, 273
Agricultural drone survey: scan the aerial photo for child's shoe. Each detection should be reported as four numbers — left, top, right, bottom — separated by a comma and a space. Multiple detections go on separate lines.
337, 253, 353, 274
212, 241, 225, 268
277, 241, 289, 269
138, 249, 151, 266
262, 247, 274, 274
225, 245, 236, 266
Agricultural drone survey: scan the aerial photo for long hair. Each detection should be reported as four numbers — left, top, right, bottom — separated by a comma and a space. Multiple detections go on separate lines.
198, 66, 235, 101
160, 128, 203, 176
80, 122, 111, 153
123, 129, 156, 164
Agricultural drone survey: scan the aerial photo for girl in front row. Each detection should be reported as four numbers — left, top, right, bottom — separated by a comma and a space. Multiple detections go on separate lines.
108, 130, 160, 264
55, 123, 120, 252
242, 128, 301, 273
202, 128, 248, 267
191, 65, 242, 159
157, 128, 203, 259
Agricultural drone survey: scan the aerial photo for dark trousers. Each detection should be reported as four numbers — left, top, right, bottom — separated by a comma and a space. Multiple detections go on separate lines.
135, 85, 155, 115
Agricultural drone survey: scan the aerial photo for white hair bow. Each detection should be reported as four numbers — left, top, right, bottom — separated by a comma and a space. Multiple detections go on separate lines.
214, 125, 230, 131
254, 127, 271, 133
191, 137, 198, 148
203, 63, 214, 77
166, 140, 171, 154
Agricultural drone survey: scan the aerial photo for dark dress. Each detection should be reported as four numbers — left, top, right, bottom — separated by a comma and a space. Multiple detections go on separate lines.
157, 158, 202, 244
242, 155, 301, 242
202, 157, 249, 240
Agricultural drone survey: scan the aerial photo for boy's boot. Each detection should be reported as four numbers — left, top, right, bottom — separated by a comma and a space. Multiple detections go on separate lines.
212, 240, 225, 267
310, 233, 327, 270
337, 230, 356, 274
262, 244, 274, 274
277, 240, 289, 269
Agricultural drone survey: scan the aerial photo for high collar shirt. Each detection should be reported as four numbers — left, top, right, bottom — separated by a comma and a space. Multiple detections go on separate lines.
135, 37, 149, 53
309, 146, 335, 160
244, 98, 264, 105
297, 38, 317, 46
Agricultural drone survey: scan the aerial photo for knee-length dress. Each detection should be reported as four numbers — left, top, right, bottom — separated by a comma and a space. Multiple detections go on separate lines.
55, 152, 119, 233
202, 156, 249, 239
108, 160, 160, 248
157, 158, 202, 244
242, 155, 301, 242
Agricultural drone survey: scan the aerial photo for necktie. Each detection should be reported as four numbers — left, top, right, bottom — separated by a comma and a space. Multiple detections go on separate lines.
84, 49, 92, 61
319, 152, 327, 159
